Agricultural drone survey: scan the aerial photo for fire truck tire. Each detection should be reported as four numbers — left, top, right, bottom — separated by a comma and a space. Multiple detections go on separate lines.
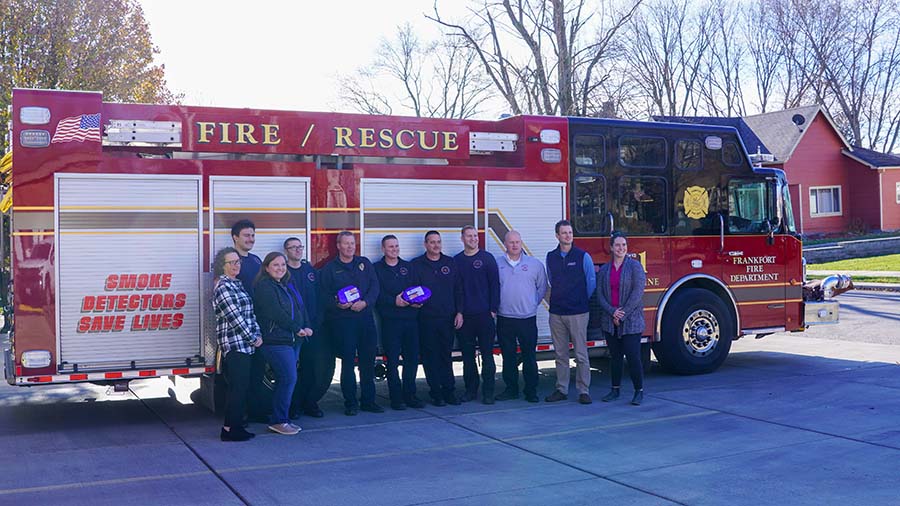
654, 288, 734, 375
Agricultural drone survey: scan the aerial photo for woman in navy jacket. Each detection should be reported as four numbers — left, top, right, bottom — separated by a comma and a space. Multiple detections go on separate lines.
597, 232, 647, 405
253, 252, 312, 435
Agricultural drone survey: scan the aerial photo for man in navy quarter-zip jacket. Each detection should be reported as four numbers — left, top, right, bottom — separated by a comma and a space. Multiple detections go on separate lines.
319, 231, 382, 416
454, 225, 500, 404
544, 219, 596, 405
412, 230, 464, 407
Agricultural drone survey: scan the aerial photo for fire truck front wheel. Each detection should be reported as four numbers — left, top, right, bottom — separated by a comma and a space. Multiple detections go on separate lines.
654, 288, 734, 375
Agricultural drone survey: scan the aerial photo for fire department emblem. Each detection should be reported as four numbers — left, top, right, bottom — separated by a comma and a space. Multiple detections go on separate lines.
473, 259, 483, 269
521, 264, 528, 271
441, 266, 450, 275
399, 267, 408, 276
683, 186, 710, 219
308, 272, 316, 282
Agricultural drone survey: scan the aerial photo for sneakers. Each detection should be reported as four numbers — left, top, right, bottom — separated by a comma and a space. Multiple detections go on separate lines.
268, 423, 300, 435
631, 390, 644, 406
601, 389, 621, 402
495, 390, 519, 401
220, 427, 255, 442
578, 393, 593, 405
544, 390, 568, 402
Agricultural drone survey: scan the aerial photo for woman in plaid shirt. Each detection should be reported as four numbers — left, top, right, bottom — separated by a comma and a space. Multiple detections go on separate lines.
213, 247, 262, 442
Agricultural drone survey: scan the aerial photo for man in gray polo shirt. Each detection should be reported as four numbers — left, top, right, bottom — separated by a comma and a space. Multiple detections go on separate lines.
494, 230, 548, 403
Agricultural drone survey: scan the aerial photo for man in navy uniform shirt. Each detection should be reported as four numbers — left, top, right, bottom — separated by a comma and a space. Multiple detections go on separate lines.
283, 237, 334, 419
412, 231, 464, 406
454, 225, 500, 404
232, 219, 262, 295
320, 231, 382, 416
374, 235, 425, 410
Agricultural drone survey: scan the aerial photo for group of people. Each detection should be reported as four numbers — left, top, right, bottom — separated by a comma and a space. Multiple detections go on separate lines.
212, 219, 647, 442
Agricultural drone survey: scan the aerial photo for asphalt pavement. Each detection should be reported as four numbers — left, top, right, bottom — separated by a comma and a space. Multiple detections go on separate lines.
1, 290, 899, 505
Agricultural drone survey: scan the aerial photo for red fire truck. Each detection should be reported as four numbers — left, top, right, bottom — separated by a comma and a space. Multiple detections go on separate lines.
3, 89, 849, 399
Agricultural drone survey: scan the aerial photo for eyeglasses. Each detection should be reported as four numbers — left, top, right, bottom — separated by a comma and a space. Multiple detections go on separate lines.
285, 245, 304, 250
225, 259, 242, 266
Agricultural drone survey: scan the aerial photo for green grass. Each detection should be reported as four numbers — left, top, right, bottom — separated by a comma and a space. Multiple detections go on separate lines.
808, 254, 900, 272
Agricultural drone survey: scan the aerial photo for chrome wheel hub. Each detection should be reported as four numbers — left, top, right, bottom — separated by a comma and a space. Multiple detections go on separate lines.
682, 309, 720, 357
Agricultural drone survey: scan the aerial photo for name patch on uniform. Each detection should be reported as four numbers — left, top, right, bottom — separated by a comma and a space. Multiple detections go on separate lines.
441, 266, 451, 275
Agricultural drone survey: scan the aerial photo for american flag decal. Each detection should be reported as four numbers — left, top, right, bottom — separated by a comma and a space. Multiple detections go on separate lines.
51, 113, 101, 143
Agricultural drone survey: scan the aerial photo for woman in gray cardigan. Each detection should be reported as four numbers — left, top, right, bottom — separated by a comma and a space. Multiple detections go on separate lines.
597, 232, 647, 405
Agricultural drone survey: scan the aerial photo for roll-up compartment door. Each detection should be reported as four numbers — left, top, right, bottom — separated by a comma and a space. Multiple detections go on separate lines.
56, 174, 203, 371
360, 178, 477, 260
485, 181, 566, 339
210, 176, 311, 268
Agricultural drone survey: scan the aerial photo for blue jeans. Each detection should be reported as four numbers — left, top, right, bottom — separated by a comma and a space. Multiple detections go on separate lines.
261, 344, 301, 424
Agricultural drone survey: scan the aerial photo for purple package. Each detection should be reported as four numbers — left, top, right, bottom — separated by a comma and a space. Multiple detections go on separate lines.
337, 285, 361, 304
402, 285, 431, 304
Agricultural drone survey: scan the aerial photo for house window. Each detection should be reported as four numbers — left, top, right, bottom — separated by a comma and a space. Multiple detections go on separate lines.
809, 186, 842, 217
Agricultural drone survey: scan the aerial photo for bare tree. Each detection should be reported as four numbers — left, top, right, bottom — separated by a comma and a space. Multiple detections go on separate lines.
768, 0, 900, 149
429, 0, 642, 117
337, 24, 493, 118
698, 0, 747, 116
622, 0, 711, 116
744, 0, 783, 113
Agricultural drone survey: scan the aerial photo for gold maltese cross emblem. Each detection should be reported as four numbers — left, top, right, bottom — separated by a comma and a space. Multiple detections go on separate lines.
683, 186, 710, 219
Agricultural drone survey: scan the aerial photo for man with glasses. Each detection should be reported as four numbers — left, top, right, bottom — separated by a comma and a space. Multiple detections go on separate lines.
284, 237, 334, 419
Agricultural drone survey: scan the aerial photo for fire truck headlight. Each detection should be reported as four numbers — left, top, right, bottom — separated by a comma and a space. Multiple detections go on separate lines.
540, 129, 560, 144
21, 350, 52, 369
541, 148, 562, 163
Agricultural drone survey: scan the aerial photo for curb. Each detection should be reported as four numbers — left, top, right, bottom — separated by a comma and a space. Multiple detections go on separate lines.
851, 282, 900, 293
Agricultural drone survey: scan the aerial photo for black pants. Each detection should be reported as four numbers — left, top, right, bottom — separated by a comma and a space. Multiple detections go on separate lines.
458, 312, 496, 397
246, 350, 269, 418
497, 315, 538, 398
332, 317, 378, 408
419, 315, 456, 401
291, 326, 335, 413
223, 350, 253, 429
381, 317, 420, 402
605, 331, 643, 391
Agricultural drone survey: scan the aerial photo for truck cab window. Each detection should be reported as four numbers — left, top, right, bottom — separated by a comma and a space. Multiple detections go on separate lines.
574, 175, 607, 234
617, 176, 667, 234
574, 135, 605, 171
728, 179, 773, 233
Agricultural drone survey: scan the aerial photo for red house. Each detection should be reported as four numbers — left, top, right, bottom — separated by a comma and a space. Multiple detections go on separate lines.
656, 106, 900, 235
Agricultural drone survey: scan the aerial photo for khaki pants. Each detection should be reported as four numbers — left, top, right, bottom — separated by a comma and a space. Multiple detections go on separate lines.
549, 312, 591, 395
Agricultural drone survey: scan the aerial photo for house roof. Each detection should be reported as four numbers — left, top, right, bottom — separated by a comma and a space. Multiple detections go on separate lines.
654, 105, 852, 164
842, 145, 900, 169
